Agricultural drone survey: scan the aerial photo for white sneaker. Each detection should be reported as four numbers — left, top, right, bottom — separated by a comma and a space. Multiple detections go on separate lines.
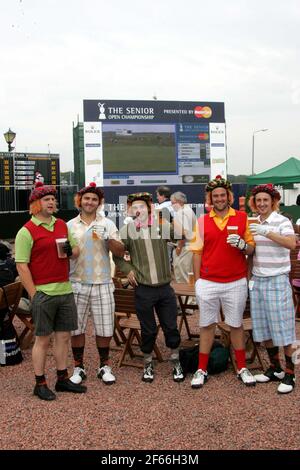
172, 361, 185, 382
142, 362, 154, 383
97, 365, 116, 385
237, 367, 256, 386
255, 367, 285, 383
277, 374, 296, 394
70, 367, 87, 385
191, 369, 208, 389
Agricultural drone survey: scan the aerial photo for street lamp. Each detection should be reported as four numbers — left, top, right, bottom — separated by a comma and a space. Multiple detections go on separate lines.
3, 128, 17, 211
4, 128, 16, 152
251, 129, 268, 175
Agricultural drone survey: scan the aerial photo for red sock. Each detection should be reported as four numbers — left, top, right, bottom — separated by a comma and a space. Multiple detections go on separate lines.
234, 349, 246, 371
198, 352, 209, 372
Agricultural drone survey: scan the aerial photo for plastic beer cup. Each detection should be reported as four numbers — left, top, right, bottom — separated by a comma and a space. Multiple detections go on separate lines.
227, 225, 238, 235
248, 217, 260, 224
92, 226, 105, 240
56, 238, 67, 258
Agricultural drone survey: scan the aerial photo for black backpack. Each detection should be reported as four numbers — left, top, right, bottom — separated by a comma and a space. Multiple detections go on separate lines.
0, 286, 23, 366
179, 341, 229, 375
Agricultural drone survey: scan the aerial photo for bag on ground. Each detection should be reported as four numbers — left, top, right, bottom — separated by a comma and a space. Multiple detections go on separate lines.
179, 341, 229, 375
0, 285, 23, 366
0, 314, 23, 366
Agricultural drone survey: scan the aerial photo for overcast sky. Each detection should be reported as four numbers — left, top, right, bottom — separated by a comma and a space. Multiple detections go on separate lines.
1, 0, 300, 175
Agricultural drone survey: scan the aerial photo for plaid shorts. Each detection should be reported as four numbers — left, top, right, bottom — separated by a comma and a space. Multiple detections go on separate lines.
31, 292, 78, 336
195, 277, 248, 327
71, 282, 115, 337
249, 274, 296, 346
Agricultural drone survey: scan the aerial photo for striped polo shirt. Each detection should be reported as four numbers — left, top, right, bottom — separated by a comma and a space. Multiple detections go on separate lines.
252, 211, 295, 277
114, 220, 173, 286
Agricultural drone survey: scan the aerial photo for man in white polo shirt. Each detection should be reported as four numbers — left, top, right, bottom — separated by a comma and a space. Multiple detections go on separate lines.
248, 184, 297, 394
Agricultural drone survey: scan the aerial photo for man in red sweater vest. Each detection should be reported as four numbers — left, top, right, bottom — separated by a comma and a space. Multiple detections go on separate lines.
191, 175, 256, 388
15, 183, 87, 400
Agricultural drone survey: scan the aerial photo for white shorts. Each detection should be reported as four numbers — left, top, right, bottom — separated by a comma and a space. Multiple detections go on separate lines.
71, 282, 115, 337
195, 277, 248, 328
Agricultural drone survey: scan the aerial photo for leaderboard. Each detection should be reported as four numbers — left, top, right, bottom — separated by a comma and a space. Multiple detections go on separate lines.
0, 152, 60, 212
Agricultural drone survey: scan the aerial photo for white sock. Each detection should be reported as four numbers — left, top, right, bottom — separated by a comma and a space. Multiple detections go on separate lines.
170, 348, 179, 362
144, 353, 153, 364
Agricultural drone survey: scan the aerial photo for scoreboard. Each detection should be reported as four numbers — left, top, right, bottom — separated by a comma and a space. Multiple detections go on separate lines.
0, 152, 60, 212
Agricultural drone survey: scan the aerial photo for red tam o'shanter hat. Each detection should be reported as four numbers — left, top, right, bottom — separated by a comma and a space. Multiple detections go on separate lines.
29, 182, 57, 203
251, 183, 281, 201
77, 182, 104, 200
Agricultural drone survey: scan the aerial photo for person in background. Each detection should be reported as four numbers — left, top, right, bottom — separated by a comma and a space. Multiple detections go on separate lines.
156, 185, 174, 219
114, 192, 184, 383
15, 182, 86, 401
34, 171, 44, 185
68, 183, 124, 386
156, 185, 175, 266
0, 242, 18, 285
170, 191, 196, 284
0, 239, 13, 255
295, 194, 300, 225
248, 184, 297, 394
191, 175, 256, 389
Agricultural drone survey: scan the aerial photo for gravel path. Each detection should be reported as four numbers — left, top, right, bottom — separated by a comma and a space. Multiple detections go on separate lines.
1, 317, 299, 450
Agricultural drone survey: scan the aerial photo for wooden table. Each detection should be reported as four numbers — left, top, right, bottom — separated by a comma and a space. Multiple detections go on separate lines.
171, 281, 199, 340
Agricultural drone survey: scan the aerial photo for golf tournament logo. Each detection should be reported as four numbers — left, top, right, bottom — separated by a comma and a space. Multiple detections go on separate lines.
194, 106, 212, 119
98, 102, 106, 120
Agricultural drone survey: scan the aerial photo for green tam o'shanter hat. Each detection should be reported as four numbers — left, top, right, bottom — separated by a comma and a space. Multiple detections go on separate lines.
127, 192, 153, 208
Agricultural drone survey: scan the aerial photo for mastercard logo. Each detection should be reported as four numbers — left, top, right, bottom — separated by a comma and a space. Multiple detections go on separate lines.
198, 133, 209, 140
194, 106, 212, 119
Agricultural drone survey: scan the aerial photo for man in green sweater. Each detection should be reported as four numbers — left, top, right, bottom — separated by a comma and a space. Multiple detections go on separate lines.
114, 192, 183, 383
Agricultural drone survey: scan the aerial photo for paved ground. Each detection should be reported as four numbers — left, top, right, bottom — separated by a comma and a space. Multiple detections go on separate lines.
1, 315, 299, 451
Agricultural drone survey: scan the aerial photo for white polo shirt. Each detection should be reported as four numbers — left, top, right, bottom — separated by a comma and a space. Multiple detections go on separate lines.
252, 211, 295, 277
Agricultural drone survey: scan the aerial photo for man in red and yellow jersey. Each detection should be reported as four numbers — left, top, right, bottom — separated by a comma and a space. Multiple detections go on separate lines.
190, 175, 256, 389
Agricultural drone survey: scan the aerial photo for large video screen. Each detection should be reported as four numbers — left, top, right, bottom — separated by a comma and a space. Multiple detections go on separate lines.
83, 99, 226, 186
102, 124, 176, 174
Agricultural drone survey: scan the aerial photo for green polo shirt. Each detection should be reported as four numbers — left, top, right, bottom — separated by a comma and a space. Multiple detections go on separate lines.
15, 215, 76, 296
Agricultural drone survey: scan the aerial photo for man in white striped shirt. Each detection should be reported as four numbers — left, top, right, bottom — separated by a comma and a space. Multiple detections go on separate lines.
248, 184, 297, 394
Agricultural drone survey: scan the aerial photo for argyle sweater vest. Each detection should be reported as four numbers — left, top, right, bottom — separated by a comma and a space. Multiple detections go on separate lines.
24, 219, 69, 285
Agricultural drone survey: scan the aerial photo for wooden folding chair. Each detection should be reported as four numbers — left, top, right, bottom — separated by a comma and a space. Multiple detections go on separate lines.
218, 297, 264, 373
113, 266, 130, 289
2, 281, 23, 322
114, 287, 163, 368
5, 282, 35, 349
14, 301, 35, 349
